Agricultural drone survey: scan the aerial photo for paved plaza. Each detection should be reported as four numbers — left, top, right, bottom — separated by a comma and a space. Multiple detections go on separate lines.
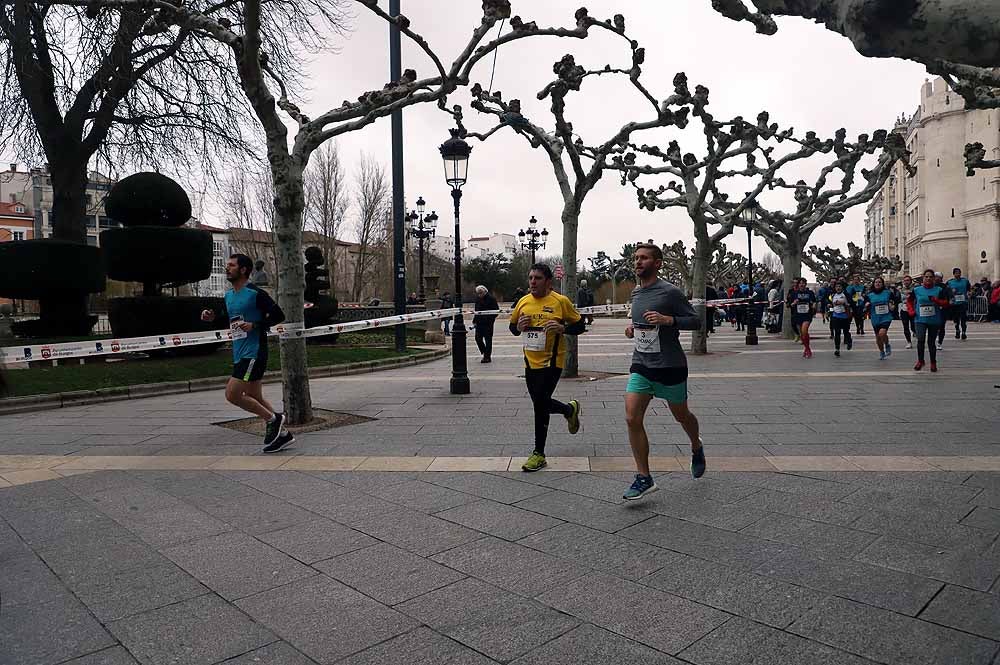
2, 319, 1000, 664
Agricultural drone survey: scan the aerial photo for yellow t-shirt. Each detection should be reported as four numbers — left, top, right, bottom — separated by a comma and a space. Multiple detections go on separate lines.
509, 291, 582, 369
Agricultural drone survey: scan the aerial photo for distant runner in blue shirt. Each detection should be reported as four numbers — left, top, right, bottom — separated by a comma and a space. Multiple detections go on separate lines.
201, 253, 292, 452
845, 274, 867, 335
946, 267, 971, 341
864, 276, 894, 361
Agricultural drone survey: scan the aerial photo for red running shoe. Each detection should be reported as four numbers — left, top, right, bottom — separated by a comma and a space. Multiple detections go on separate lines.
930, 362, 938, 373
803, 349, 812, 358
913, 361, 924, 371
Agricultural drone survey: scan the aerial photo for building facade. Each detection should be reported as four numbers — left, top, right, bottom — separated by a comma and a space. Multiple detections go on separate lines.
0, 164, 119, 246
467, 232, 518, 259
865, 77, 1000, 281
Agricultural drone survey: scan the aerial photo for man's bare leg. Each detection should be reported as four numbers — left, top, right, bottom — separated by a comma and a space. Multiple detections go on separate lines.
225, 378, 273, 420
244, 381, 277, 416
667, 400, 701, 451
625, 392, 654, 477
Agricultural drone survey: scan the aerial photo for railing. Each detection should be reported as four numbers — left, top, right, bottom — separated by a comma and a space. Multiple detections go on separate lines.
968, 295, 990, 322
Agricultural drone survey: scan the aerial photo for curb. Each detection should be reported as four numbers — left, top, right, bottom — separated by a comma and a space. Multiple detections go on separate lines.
0, 348, 449, 415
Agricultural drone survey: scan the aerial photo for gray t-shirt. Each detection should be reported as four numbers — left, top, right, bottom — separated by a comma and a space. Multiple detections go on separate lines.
630, 279, 701, 371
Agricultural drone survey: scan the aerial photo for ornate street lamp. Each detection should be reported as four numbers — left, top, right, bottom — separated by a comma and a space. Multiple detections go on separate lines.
740, 200, 759, 346
518, 215, 548, 265
406, 197, 437, 303
440, 129, 471, 394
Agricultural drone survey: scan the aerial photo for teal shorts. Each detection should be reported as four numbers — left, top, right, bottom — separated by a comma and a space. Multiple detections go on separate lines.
626, 373, 688, 404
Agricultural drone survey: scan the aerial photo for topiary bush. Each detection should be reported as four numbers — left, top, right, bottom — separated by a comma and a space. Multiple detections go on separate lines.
101, 172, 216, 350
0, 239, 106, 337
304, 245, 339, 342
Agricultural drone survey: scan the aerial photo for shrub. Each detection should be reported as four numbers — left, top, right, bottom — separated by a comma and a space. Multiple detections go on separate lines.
104, 172, 192, 227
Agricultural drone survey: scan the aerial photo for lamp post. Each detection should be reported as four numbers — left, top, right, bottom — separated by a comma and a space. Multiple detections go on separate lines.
741, 201, 759, 346
517, 215, 548, 265
440, 129, 471, 395
406, 197, 437, 303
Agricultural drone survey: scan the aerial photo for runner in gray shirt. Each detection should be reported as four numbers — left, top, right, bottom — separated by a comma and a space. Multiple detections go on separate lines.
623, 243, 706, 501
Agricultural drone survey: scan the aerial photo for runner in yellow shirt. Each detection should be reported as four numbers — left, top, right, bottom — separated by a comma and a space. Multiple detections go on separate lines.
509, 263, 586, 471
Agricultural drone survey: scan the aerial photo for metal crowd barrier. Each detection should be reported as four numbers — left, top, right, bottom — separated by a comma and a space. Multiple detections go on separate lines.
968, 295, 990, 322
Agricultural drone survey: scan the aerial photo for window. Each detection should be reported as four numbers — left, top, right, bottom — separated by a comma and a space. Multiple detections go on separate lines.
14, 205, 24, 214
86, 235, 97, 246
11, 231, 24, 241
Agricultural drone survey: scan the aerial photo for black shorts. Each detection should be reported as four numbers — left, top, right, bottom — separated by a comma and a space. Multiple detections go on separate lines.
232, 354, 267, 382
873, 321, 892, 332
791, 317, 812, 328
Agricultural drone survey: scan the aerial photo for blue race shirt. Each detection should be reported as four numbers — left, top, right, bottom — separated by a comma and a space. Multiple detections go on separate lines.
947, 278, 971, 305
845, 284, 865, 307
224, 283, 270, 361
913, 285, 943, 325
789, 289, 816, 318
867, 290, 893, 326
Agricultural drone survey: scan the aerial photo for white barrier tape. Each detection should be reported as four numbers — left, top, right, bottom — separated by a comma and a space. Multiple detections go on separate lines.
276, 308, 461, 339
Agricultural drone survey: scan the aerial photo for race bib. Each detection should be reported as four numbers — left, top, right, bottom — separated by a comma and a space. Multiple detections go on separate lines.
229, 318, 248, 340
796, 304, 810, 314
523, 328, 546, 352
874, 304, 889, 315
919, 304, 936, 318
953, 294, 966, 303
633, 324, 660, 354
833, 305, 846, 314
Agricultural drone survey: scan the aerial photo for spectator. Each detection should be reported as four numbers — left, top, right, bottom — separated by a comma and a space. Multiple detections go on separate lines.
406, 292, 418, 305
472, 285, 499, 362
991, 280, 1000, 323
705, 283, 718, 334
440, 290, 453, 336
576, 279, 595, 325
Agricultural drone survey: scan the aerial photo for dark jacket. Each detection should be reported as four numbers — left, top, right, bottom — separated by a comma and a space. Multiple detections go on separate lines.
473, 294, 499, 329
576, 287, 594, 308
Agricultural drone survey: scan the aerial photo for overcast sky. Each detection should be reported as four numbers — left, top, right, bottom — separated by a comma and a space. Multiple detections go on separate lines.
276, 0, 929, 274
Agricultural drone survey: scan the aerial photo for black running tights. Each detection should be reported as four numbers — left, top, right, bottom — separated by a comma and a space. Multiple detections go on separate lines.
832, 317, 852, 350
525, 366, 571, 453
915, 323, 938, 363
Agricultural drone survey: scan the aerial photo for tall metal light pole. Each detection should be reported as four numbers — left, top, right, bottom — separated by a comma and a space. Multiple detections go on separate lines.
741, 202, 759, 346
440, 129, 471, 395
389, 0, 406, 352
518, 215, 548, 264
406, 197, 437, 302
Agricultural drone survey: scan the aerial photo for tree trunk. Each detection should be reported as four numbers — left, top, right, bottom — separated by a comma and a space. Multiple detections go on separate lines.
561, 204, 580, 378
780, 243, 804, 339
690, 236, 709, 355
271, 161, 312, 426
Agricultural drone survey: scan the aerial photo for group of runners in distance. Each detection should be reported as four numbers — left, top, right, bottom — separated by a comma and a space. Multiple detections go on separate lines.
784, 267, 972, 372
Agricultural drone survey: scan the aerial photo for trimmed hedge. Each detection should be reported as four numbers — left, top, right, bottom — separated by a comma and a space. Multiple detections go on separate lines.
101, 227, 212, 286
104, 172, 192, 227
0, 240, 105, 299
108, 296, 227, 355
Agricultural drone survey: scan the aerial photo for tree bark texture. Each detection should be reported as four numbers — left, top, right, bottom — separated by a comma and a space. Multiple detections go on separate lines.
780, 242, 805, 339
271, 160, 312, 425
690, 235, 710, 355
561, 204, 580, 377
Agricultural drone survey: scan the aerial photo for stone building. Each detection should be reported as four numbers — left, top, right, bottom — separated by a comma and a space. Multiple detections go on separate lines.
865, 77, 1000, 282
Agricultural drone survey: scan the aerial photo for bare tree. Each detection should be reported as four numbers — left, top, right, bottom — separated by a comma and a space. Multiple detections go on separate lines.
303, 142, 347, 295
448, 13, 692, 375
661, 240, 757, 292
804, 242, 902, 284
710, 0, 1000, 110
351, 155, 390, 302
220, 167, 277, 282
0, 0, 256, 327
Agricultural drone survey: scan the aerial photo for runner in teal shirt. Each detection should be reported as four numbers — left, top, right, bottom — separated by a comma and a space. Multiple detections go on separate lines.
946, 267, 971, 340
864, 277, 893, 360
910, 269, 948, 372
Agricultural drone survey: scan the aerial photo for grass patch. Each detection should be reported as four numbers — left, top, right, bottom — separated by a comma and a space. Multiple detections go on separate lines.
5, 343, 422, 397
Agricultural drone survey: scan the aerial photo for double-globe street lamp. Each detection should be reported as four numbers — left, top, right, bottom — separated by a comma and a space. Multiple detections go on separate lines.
518, 216, 548, 264
740, 200, 760, 346
440, 129, 471, 395
406, 197, 438, 303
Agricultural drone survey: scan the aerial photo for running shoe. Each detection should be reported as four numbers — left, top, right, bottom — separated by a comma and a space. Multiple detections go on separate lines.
691, 441, 707, 479
914, 361, 924, 371
566, 400, 582, 435
885, 344, 892, 357
262, 430, 295, 454
905, 343, 912, 349
834, 350, 841, 357
623, 474, 658, 501
955, 332, 961, 340
264, 413, 285, 446
930, 362, 938, 373
879, 351, 886, 360
804, 349, 812, 359
521, 451, 547, 472
846, 339, 853, 351
961, 334, 967, 340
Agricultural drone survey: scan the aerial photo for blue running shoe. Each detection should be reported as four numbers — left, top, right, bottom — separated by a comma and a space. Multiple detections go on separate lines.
623, 474, 658, 501
885, 343, 892, 357
691, 441, 707, 479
